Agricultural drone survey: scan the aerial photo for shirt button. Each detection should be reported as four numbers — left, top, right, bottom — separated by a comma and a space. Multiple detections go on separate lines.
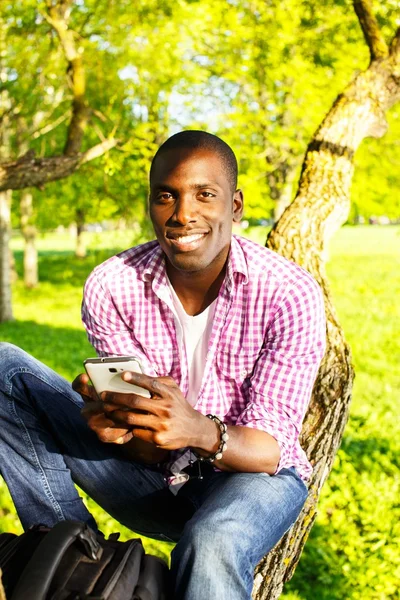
241, 369, 247, 377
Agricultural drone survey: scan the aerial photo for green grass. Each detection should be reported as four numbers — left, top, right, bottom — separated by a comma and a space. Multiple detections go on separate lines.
1, 225, 400, 596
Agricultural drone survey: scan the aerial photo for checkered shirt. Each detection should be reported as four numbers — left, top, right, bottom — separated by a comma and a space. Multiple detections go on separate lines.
82, 235, 326, 480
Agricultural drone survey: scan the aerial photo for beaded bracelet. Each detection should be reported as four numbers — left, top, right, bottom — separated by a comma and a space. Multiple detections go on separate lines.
193, 414, 229, 463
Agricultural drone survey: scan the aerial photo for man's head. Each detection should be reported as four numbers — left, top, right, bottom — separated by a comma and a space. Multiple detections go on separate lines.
150, 130, 238, 193
149, 130, 243, 277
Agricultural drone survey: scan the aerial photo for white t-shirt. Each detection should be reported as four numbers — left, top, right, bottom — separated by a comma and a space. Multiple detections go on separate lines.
166, 278, 216, 406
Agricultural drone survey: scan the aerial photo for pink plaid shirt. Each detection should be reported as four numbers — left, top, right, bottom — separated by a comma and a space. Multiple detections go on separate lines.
82, 235, 326, 480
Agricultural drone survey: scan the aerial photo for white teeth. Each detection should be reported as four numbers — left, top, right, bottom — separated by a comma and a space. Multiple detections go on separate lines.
175, 234, 204, 244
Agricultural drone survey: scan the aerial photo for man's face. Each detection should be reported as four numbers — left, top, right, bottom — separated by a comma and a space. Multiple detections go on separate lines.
149, 148, 243, 275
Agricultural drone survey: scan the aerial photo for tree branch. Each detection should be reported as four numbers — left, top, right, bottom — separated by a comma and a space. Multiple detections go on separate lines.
44, 1, 89, 155
81, 138, 119, 164
31, 110, 70, 140
389, 26, 400, 63
0, 138, 118, 192
353, 0, 389, 62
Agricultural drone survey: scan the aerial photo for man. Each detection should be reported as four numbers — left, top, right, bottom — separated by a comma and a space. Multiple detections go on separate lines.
0, 131, 326, 599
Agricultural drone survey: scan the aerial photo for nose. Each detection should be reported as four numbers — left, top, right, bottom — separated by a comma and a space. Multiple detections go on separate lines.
171, 195, 196, 225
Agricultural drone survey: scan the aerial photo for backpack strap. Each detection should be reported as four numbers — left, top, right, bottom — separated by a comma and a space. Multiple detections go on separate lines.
11, 521, 101, 600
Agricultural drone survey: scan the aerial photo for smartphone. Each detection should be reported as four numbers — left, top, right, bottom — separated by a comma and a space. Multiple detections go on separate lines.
83, 356, 151, 399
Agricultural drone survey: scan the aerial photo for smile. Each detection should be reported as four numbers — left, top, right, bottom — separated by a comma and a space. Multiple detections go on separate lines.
167, 232, 208, 251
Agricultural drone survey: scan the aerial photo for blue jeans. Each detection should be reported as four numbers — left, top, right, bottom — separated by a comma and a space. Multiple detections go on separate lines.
0, 343, 308, 599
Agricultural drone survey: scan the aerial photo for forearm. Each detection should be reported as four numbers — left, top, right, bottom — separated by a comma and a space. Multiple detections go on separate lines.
191, 415, 281, 474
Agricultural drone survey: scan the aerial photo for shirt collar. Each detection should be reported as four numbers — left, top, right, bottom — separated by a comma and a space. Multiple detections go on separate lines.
141, 234, 249, 288
228, 235, 249, 285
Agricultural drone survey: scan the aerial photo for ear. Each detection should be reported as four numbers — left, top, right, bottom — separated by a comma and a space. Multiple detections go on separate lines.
232, 189, 244, 223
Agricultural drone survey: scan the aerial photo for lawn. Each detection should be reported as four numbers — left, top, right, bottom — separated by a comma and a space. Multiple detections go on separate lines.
1, 225, 399, 598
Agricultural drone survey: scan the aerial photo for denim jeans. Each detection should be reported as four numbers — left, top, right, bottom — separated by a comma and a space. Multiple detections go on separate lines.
0, 343, 308, 599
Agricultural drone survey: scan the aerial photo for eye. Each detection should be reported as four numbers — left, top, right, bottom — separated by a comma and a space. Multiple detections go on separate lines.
156, 192, 174, 202
199, 191, 216, 198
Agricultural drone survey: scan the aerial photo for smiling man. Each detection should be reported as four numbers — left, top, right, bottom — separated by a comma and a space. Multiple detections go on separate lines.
0, 131, 326, 599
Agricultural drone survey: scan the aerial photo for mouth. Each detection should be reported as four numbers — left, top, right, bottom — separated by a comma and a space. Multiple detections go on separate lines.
166, 231, 208, 252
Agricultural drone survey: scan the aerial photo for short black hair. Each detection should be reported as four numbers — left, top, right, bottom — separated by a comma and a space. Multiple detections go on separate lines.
150, 130, 238, 192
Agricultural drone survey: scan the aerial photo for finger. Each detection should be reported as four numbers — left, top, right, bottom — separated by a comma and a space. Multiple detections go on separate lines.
81, 408, 116, 428
102, 392, 158, 413
129, 428, 156, 444
72, 373, 97, 402
81, 401, 107, 418
113, 431, 135, 444
121, 372, 176, 396
151, 375, 177, 387
72, 373, 89, 391
107, 410, 158, 430
96, 426, 131, 443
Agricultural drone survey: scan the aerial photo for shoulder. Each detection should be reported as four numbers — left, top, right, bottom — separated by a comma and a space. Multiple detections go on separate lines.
84, 240, 160, 293
233, 234, 321, 296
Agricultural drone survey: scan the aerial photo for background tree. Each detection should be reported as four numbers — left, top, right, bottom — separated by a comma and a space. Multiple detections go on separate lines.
0, 0, 118, 320
252, 1, 400, 597
2, 0, 205, 301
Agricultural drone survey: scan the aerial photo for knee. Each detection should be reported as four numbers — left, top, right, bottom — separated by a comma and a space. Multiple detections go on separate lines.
0, 343, 29, 370
0, 343, 34, 388
179, 513, 245, 561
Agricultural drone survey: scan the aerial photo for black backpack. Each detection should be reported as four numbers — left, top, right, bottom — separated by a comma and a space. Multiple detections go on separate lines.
0, 520, 171, 599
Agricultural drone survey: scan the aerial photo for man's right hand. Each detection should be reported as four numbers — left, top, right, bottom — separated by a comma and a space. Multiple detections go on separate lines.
72, 373, 168, 464
73, 373, 133, 443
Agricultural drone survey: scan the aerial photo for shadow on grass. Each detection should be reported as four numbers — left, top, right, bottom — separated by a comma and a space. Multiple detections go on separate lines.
0, 319, 91, 377
13, 248, 123, 287
340, 433, 399, 474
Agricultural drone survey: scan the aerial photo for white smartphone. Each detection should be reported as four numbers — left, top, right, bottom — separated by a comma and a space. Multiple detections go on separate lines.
83, 356, 151, 399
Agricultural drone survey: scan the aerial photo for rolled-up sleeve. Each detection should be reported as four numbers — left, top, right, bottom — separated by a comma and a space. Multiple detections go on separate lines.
235, 275, 326, 472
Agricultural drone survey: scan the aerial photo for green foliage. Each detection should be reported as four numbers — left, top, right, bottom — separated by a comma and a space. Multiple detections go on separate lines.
1, 226, 399, 595
168, 0, 370, 219
351, 106, 400, 221
5, 0, 400, 234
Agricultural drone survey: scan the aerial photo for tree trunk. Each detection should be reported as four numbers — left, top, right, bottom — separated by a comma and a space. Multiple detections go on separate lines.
20, 190, 38, 288
266, 159, 292, 223
252, 13, 400, 600
0, 190, 13, 322
0, 16, 13, 322
269, 164, 296, 223
9, 247, 17, 283
75, 208, 86, 258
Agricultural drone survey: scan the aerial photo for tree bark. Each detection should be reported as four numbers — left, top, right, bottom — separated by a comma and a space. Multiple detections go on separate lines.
266, 161, 296, 223
75, 208, 86, 258
252, 8, 400, 600
20, 190, 38, 288
0, 190, 13, 322
0, 139, 118, 193
45, 0, 89, 156
0, 15, 13, 322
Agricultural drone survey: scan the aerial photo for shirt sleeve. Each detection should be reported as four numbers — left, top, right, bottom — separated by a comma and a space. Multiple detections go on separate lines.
235, 274, 326, 472
81, 269, 156, 375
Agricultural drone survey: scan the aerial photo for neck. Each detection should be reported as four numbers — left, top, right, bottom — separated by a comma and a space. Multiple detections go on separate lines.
166, 259, 228, 316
